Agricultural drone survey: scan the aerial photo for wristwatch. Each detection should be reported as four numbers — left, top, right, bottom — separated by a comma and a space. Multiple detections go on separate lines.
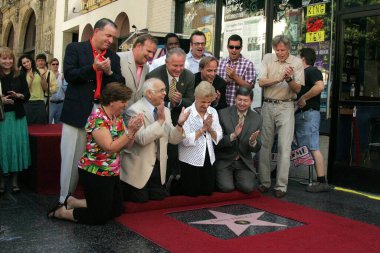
286, 77, 293, 83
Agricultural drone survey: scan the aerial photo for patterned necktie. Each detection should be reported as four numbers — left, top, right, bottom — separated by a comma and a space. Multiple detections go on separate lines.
168, 78, 176, 100
238, 112, 244, 124
154, 107, 160, 159
153, 107, 158, 121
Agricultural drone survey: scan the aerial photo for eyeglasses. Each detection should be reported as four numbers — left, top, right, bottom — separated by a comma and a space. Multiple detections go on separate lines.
51, 63, 59, 66
192, 42, 206, 47
151, 88, 166, 93
228, 45, 242, 50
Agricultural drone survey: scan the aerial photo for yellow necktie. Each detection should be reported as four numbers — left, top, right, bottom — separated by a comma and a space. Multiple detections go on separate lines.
168, 78, 176, 100
238, 113, 244, 124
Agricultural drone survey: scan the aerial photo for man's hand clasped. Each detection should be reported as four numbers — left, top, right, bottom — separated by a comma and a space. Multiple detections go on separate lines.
93, 55, 113, 75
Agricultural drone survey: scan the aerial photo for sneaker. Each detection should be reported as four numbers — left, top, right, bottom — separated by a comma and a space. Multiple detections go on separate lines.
306, 182, 332, 193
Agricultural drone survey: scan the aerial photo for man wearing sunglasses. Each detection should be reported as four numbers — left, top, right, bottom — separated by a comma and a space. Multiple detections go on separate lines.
217, 34, 256, 107
185, 30, 212, 74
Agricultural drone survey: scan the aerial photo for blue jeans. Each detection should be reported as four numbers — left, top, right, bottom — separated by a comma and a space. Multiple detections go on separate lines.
295, 109, 321, 151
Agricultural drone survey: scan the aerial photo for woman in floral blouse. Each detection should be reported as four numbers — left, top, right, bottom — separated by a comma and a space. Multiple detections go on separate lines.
48, 82, 143, 224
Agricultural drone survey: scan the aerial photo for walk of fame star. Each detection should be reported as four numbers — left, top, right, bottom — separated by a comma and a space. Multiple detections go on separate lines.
190, 210, 286, 236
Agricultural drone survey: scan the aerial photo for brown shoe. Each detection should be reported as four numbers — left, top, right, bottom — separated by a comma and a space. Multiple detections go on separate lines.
258, 185, 269, 193
274, 190, 286, 198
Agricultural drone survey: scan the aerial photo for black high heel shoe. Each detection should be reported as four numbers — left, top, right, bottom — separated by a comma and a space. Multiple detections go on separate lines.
63, 193, 71, 209
47, 202, 63, 219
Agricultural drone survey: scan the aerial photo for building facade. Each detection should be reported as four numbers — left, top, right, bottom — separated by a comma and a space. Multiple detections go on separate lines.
0, 0, 56, 59
53, 0, 176, 63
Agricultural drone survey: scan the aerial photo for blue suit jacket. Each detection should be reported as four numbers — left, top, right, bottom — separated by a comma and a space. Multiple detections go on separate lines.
61, 40, 124, 128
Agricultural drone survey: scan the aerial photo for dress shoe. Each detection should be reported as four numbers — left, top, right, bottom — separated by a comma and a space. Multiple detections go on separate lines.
274, 189, 286, 198
258, 185, 269, 193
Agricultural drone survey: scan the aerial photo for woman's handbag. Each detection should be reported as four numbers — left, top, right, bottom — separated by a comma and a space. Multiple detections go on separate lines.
0, 81, 5, 121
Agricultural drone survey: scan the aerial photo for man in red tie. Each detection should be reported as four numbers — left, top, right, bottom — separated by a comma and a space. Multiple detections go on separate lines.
118, 34, 157, 105
59, 18, 124, 205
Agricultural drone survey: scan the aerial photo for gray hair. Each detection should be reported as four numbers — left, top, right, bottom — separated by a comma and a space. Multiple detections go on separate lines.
272, 35, 292, 49
194, 81, 216, 98
166, 47, 186, 62
142, 78, 162, 96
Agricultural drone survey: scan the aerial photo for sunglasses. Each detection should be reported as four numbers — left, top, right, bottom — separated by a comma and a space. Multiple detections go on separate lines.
51, 63, 59, 66
228, 45, 242, 50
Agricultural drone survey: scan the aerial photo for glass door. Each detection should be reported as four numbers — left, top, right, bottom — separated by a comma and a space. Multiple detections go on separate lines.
330, 8, 380, 193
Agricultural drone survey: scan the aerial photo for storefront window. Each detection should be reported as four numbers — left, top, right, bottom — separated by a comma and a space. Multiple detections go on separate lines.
341, 15, 380, 100
335, 14, 380, 169
221, 0, 266, 108
343, 0, 380, 8
183, 0, 217, 53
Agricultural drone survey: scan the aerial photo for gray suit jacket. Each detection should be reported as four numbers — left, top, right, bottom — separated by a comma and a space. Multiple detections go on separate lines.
118, 50, 149, 104
120, 98, 185, 189
215, 105, 262, 172
145, 65, 195, 124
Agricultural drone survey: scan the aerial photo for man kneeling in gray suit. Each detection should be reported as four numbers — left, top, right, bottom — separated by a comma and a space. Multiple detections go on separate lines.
214, 87, 262, 193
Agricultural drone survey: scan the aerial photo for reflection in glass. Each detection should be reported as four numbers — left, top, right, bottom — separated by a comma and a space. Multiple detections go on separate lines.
343, 0, 380, 8
341, 15, 380, 100
183, 0, 217, 53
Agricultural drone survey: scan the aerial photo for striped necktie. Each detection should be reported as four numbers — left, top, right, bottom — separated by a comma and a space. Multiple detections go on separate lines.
168, 78, 176, 100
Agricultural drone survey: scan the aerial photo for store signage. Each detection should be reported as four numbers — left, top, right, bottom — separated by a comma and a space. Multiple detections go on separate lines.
307, 4, 326, 17
306, 30, 325, 43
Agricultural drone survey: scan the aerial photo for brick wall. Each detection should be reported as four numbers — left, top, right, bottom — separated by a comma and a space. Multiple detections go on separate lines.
148, 0, 175, 33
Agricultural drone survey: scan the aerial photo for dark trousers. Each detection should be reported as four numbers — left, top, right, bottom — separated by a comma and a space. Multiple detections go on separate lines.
123, 160, 168, 203
179, 148, 215, 197
166, 143, 179, 180
73, 169, 124, 225
24, 100, 48, 124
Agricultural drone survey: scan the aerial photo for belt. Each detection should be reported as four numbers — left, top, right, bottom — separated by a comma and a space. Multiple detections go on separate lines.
50, 100, 64, 104
295, 108, 315, 114
264, 98, 294, 104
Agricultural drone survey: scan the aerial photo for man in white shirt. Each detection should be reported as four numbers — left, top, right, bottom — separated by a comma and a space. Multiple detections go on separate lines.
149, 33, 180, 72
185, 30, 212, 74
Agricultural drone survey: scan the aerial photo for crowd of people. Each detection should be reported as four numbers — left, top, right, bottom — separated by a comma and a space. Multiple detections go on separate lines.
0, 17, 332, 225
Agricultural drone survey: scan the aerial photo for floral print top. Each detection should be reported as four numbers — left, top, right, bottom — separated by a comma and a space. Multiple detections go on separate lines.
78, 107, 125, 176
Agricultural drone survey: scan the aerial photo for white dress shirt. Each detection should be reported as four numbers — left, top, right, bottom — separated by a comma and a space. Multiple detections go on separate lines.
178, 103, 223, 166
149, 55, 166, 72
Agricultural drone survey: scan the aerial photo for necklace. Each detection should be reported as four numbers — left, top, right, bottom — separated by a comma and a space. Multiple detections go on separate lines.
101, 105, 115, 123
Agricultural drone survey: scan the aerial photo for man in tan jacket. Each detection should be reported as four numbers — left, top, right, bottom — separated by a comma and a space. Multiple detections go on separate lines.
120, 78, 189, 202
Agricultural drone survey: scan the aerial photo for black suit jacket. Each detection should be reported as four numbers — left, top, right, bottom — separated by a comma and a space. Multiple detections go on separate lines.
146, 65, 194, 124
1, 72, 30, 119
194, 72, 227, 110
61, 40, 124, 128
215, 105, 262, 172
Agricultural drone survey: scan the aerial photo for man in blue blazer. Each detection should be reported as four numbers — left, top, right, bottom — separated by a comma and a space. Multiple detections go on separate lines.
58, 18, 124, 204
